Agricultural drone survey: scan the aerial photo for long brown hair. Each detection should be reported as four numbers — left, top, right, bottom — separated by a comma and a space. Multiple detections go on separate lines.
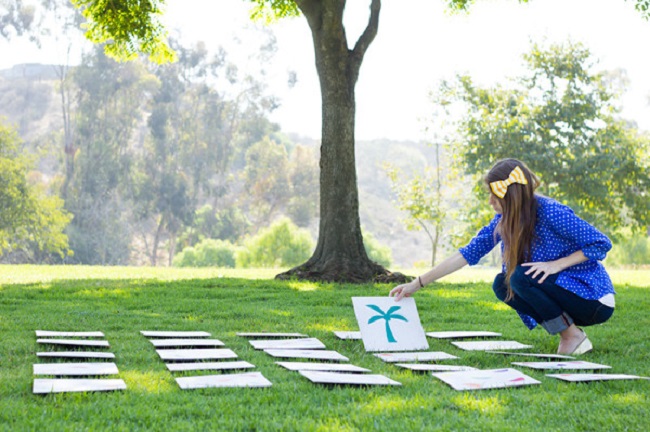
485, 159, 540, 301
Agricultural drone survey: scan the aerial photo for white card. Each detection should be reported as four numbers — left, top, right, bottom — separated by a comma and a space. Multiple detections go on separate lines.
512, 361, 611, 370
140, 331, 211, 338
33, 379, 126, 394
175, 372, 272, 389
352, 297, 428, 352
236, 332, 307, 338
35, 331, 105, 338
157, 348, 238, 361
276, 362, 371, 373
486, 351, 575, 360
333, 331, 362, 340
299, 371, 401, 386
546, 373, 650, 382
395, 364, 478, 372
452, 341, 532, 351
149, 339, 225, 348
433, 368, 541, 391
373, 351, 458, 363
166, 361, 255, 372
249, 338, 326, 350
263, 349, 349, 361
34, 363, 119, 376
37, 339, 110, 347
426, 331, 501, 339
37, 352, 115, 359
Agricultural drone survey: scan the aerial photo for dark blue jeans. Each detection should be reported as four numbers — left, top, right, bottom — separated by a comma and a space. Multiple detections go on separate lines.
492, 266, 614, 335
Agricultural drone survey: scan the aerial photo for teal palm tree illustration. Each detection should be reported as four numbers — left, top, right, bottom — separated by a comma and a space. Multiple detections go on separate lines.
366, 304, 408, 343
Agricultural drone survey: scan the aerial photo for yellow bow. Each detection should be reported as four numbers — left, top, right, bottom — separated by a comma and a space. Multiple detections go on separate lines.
489, 166, 528, 198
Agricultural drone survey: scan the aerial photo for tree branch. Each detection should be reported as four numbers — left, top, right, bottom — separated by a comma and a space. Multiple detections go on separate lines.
350, 0, 380, 74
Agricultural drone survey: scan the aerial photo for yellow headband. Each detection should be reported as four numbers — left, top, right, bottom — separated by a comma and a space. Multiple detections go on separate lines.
489, 166, 528, 198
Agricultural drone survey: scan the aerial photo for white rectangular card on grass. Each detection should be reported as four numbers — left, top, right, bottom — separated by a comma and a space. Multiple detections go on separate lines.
452, 341, 532, 351
546, 373, 650, 382
33, 379, 126, 394
166, 361, 255, 372
175, 372, 272, 389
236, 332, 307, 338
512, 361, 611, 371
395, 364, 478, 372
333, 331, 362, 340
299, 371, 401, 386
352, 297, 428, 352
34, 363, 119, 376
149, 339, 225, 348
373, 351, 458, 363
35, 331, 105, 338
249, 338, 326, 350
263, 349, 349, 361
157, 348, 238, 362
37, 351, 115, 359
276, 362, 370, 373
141, 331, 211, 338
433, 368, 541, 391
486, 351, 575, 360
426, 331, 502, 339
37, 339, 110, 347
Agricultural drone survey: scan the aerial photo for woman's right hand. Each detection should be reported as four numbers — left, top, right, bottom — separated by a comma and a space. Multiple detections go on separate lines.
389, 280, 421, 302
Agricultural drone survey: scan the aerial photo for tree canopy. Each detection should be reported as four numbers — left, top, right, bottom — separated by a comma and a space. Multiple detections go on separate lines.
437, 41, 650, 238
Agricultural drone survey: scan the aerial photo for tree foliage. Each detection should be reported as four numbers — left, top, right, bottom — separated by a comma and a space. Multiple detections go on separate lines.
437, 41, 650, 237
0, 120, 71, 260
70, 0, 175, 62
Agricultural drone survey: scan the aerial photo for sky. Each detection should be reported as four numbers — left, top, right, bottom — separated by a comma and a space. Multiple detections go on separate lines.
2, 0, 649, 141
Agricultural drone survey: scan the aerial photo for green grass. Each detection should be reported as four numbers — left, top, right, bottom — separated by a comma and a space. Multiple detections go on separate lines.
1, 265, 649, 431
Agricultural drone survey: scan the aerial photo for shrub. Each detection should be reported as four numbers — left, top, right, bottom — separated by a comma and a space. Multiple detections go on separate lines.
607, 234, 650, 267
236, 218, 314, 268
173, 239, 237, 268
363, 230, 393, 268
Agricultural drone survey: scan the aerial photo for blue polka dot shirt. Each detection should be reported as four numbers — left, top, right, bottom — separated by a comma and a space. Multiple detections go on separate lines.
459, 195, 615, 329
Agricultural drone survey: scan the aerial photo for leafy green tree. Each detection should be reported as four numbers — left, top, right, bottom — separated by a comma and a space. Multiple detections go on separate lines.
287, 144, 319, 227
0, 120, 71, 261
65, 48, 156, 264
236, 217, 314, 268
243, 136, 291, 225
437, 41, 650, 237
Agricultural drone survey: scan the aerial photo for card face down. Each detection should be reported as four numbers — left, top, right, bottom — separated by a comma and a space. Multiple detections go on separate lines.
426, 331, 501, 339
452, 341, 532, 351
175, 372, 272, 389
511, 361, 611, 371
352, 297, 429, 352
546, 373, 649, 382
432, 368, 541, 391
299, 371, 401, 386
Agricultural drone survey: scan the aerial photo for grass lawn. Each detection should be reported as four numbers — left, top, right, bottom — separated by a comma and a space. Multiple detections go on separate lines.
1, 265, 648, 431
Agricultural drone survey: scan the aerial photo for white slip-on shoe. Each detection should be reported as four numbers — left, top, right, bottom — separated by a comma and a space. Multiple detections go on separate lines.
570, 331, 593, 355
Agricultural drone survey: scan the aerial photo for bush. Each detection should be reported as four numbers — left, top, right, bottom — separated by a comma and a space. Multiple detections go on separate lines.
173, 239, 237, 268
363, 230, 393, 268
607, 234, 650, 267
236, 218, 314, 268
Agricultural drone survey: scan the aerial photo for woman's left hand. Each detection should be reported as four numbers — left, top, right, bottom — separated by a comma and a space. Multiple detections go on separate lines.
521, 261, 563, 283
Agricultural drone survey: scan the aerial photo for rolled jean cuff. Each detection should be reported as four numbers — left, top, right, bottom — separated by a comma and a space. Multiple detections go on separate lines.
540, 312, 574, 335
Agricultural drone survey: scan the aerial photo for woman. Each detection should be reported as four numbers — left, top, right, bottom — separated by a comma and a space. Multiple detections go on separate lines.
390, 159, 615, 355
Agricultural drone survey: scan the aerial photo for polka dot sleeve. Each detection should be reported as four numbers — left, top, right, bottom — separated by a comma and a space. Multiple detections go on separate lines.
543, 200, 612, 261
459, 215, 502, 265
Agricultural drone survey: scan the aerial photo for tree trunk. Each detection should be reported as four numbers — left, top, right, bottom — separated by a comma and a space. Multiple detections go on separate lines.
276, 0, 406, 284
